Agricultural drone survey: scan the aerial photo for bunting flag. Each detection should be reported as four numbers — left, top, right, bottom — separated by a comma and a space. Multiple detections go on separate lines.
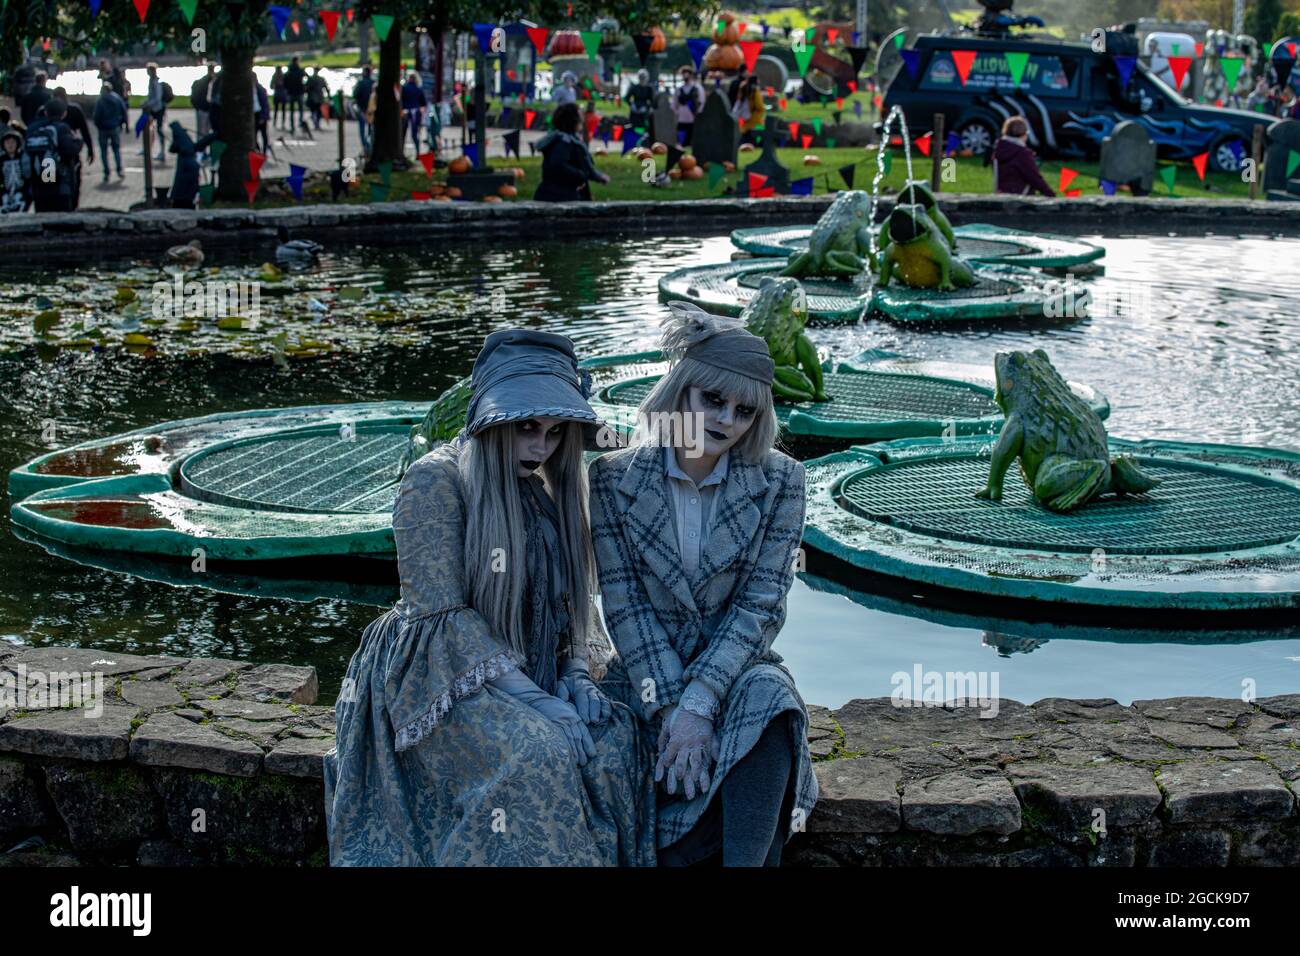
177, 0, 197, 24
945, 131, 960, 155
1276, 58, 1295, 88
290, 19, 301, 35
621, 130, 642, 155
268, 5, 291, 38
708, 162, 726, 189
580, 31, 601, 61
1167, 56, 1192, 90
1158, 164, 1176, 194
900, 49, 922, 80
287, 164, 306, 199
894, 33, 906, 50
503, 129, 521, 158
372, 14, 394, 42
826, 27, 838, 44
1005, 51, 1029, 86
882, 151, 892, 177
779, 97, 788, 111
793, 43, 814, 77
472, 23, 495, 54
1191, 152, 1208, 180
209, 140, 227, 164
247, 151, 266, 180
418, 152, 434, 176
89, 0, 103, 17
1220, 56, 1244, 90
835, 96, 843, 109
199, 184, 215, 207
677, 128, 688, 146
788, 121, 799, 142
346, 9, 353, 22
612, 125, 623, 141
740, 41, 762, 73
1058, 167, 1078, 192
411, 191, 432, 201
790, 176, 814, 195
833, 110, 843, 124
633, 33, 654, 65
847, 45, 869, 75
839, 163, 855, 188
950, 50, 975, 86
527, 26, 549, 55
524, 109, 536, 128
377, 160, 393, 186
1195, 42, 1204, 58
854, 100, 862, 118
370, 184, 389, 202
1065, 188, 1082, 197
801, 134, 812, 149
686, 38, 710, 70
848, 80, 857, 92
1288, 149, 1300, 179
1228, 139, 1244, 163
243, 179, 259, 204
812, 118, 822, 136
762, 23, 770, 38
914, 132, 932, 156
1100, 178, 1117, 196
462, 144, 477, 168
318, 10, 340, 41
1113, 55, 1136, 88
132, 0, 149, 20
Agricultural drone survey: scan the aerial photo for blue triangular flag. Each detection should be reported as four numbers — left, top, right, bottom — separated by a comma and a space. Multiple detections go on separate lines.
791, 177, 814, 195
686, 38, 711, 71
268, 6, 292, 39
677, 128, 688, 146
1100, 179, 1117, 195
762, 23, 770, 38
89, 0, 103, 16
287, 164, 306, 199
1228, 139, 1244, 162
500, 107, 512, 126
134, 112, 149, 136
622, 130, 643, 155
900, 49, 922, 80
1114, 55, 1136, 88
945, 131, 960, 154
854, 100, 862, 118
463, 143, 478, 166
852, 31, 860, 46
472, 23, 495, 54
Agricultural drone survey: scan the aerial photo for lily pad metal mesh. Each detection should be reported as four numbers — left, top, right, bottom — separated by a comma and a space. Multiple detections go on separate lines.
181, 429, 407, 514
605, 371, 997, 423
835, 456, 1300, 556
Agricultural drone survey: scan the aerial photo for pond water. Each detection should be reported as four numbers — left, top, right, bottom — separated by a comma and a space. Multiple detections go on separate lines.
2, 231, 1298, 708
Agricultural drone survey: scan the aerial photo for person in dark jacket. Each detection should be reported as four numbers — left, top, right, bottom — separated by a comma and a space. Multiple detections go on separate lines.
168, 121, 218, 209
285, 57, 306, 130
533, 102, 609, 202
93, 81, 128, 182
19, 71, 52, 126
992, 116, 1055, 197
353, 66, 375, 154
626, 69, 655, 133
400, 73, 427, 154
51, 88, 93, 208
306, 67, 329, 130
24, 99, 82, 212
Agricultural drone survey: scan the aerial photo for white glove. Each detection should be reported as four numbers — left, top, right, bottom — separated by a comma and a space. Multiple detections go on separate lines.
655, 705, 719, 800
557, 657, 612, 726
488, 667, 596, 767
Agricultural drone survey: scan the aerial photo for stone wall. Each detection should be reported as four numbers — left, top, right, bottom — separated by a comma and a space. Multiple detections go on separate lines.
4, 193, 1298, 261
1, 644, 1297, 866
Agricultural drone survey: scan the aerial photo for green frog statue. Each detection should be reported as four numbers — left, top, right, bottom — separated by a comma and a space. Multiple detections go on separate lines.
877, 203, 976, 291
741, 276, 829, 402
889, 180, 956, 252
780, 190, 875, 279
976, 349, 1160, 513
399, 375, 473, 475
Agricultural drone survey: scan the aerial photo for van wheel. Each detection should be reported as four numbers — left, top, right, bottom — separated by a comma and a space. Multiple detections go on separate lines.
1210, 137, 1244, 173
956, 119, 996, 156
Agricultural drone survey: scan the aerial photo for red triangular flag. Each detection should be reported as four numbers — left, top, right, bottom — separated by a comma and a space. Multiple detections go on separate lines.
747, 172, 768, 192
753, 186, 776, 198
418, 152, 434, 176
243, 179, 259, 204
826, 27, 838, 44
247, 151, 266, 180
411, 191, 432, 201
1194, 42, 1204, 58
779, 97, 788, 111
847, 80, 857, 93
915, 132, 932, 156
951, 50, 976, 86
1191, 152, 1208, 180
133, 0, 149, 21
836, 97, 843, 109
612, 125, 623, 141
1167, 56, 1192, 90
320, 10, 340, 41
346, 9, 353, 22
739, 41, 762, 73
526, 26, 549, 56
507, 69, 515, 80
801, 134, 812, 149
737, 21, 746, 35
1059, 166, 1078, 192
1065, 188, 1082, 197
788, 121, 799, 141
524, 110, 536, 129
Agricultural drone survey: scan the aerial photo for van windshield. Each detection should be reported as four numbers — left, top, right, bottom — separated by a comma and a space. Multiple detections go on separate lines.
1137, 60, 1190, 106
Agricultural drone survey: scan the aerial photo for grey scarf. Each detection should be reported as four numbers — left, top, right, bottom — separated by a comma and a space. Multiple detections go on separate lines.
519, 475, 571, 696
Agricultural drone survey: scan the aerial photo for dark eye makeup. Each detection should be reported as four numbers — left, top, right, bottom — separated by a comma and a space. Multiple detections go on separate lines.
699, 390, 756, 419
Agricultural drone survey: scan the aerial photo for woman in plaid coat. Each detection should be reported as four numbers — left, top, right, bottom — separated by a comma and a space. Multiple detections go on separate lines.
588, 304, 819, 865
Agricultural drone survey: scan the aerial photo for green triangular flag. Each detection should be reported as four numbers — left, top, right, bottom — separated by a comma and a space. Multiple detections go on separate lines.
1288, 149, 1300, 179
1220, 56, 1244, 90
708, 162, 725, 189
198, 184, 215, 207
1171, 43, 1179, 54
371, 184, 389, 201
209, 140, 227, 164
333, 91, 343, 112
793, 42, 813, 76
1005, 51, 1029, 86
580, 31, 601, 61
826, 138, 836, 148
378, 160, 392, 186
1158, 164, 1176, 194
812, 117, 822, 136
372, 14, 395, 42
1264, 42, 1272, 58
893, 33, 905, 50
715, 19, 725, 37
177, 0, 198, 25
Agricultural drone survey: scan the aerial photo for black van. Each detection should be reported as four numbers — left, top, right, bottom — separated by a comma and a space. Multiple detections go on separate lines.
881, 32, 1276, 172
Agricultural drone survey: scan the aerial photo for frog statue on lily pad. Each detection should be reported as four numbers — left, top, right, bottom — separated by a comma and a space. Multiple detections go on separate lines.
399, 376, 473, 475
976, 349, 1160, 513
741, 276, 829, 402
780, 190, 875, 279
877, 203, 976, 292
884, 180, 956, 252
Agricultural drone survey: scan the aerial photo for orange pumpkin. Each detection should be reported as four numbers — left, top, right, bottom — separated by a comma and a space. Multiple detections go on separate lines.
703, 43, 744, 72
497, 184, 517, 198
668, 168, 681, 179
512, 168, 526, 180
433, 195, 451, 202
714, 12, 741, 44
446, 186, 462, 198
679, 154, 697, 171
481, 195, 501, 203
649, 27, 667, 54
651, 142, 668, 155
684, 165, 704, 180
449, 156, 471, 175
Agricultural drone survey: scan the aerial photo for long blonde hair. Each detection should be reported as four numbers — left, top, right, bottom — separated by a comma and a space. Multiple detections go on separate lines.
457, 421, 594, 658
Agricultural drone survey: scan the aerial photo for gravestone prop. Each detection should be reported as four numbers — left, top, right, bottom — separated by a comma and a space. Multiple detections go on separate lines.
753, 55, 789, 96
737, 115, 791, 195
691, 91, 739, 166
651, 92, 677, 147
1099, 121, 1157, 196
1263, 118, 1300, 201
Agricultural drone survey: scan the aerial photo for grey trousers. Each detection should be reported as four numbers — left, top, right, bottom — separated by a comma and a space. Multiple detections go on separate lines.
658, 712, 797, 867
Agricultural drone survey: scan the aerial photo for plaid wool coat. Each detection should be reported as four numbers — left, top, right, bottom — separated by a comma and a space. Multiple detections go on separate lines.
588, 441, 819, 848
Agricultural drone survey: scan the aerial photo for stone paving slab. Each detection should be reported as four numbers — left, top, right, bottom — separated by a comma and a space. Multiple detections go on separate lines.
129, 712, 263, 777
1155, 761, 1296, 823
0, 704, 140, 762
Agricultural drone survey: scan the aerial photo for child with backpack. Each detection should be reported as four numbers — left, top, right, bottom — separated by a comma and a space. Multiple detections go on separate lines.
24, 99, 83, 212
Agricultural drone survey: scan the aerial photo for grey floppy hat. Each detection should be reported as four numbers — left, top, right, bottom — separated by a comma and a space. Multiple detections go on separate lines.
463, 328, 615, 450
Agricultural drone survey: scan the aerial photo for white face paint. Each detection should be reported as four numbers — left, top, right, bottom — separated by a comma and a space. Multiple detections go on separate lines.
513, 416, 566, 478
682, 386, 757, 459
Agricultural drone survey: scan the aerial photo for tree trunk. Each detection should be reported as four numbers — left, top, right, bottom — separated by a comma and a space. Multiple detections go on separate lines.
367, 21, 405, 172
217, 43, 257, 202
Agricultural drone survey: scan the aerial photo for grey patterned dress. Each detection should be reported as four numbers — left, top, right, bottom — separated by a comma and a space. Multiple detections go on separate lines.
323, 442, 657, 866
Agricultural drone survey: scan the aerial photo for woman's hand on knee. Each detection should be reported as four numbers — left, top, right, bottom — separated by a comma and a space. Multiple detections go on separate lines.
530, 693, 597, 767
557, 670, 612, 726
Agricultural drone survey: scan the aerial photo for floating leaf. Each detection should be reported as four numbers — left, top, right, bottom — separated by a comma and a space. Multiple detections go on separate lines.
114, 286, 138, 305
337, 286, 365, 301
217, 316, 251, 331
123, 333, 155, 347
33, 310, 60, 336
